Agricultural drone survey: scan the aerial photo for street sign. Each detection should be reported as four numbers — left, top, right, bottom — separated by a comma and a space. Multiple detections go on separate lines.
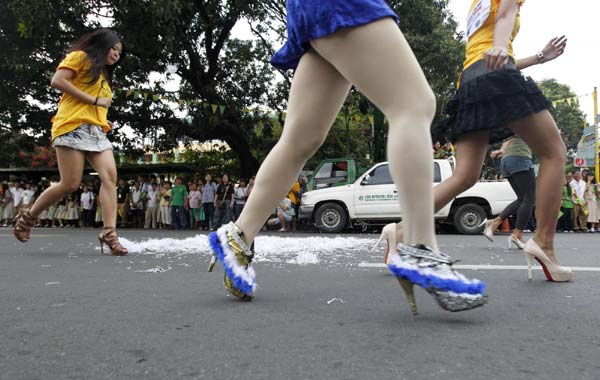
574, 157, 586, 167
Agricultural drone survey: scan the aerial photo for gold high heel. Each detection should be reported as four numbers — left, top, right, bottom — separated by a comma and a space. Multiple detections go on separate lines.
371, 223, 397, 265
478, 219, 494, 242
13, 209, 36, 243
397, 278, 418, 315
523, 239, 573, 282
507, 234, 526, 250
98, 227, 128, 256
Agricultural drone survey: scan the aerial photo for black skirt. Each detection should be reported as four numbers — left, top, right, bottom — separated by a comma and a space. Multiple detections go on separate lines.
434, 61, 551, 144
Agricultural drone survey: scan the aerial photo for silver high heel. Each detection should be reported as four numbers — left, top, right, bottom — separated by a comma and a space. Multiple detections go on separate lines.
507, 234, 526, 250
371, 223, 397, 264
523, 239, 573, 282
478, 219, 494, 242
388, 244, 487, 314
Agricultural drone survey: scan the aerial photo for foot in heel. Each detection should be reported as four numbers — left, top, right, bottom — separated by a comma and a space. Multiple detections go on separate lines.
387, 244, 487, 313
208, 222, 256, 300
13, 210, 36, 243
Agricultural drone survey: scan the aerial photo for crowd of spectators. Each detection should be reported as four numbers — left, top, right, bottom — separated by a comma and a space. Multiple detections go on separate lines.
0, 174, 304, 232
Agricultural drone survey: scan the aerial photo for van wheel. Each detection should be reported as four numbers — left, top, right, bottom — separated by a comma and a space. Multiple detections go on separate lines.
315, 203, 347, 233
453, 204, 487, 235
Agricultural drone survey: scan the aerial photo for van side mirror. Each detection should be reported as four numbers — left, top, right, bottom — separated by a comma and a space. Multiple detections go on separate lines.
361, 175, 371, 185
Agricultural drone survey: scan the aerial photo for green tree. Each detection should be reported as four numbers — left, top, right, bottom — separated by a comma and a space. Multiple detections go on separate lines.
537, 79, 585, 150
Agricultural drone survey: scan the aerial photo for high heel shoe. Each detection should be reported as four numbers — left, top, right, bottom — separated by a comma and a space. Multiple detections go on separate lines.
13, 209, 36, 243
478, 219, 494, 242
98, 227, 128, 256
371, 223, 397, 265
208, 222, 256, 301
507, 234, 525, 250
387, 244, 487, 314
523, 239, 573, 282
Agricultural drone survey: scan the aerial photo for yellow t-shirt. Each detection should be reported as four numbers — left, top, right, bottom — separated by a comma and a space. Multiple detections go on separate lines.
463, 0, 525, 70
51, 51, 112, 140
287, 182, 301, 205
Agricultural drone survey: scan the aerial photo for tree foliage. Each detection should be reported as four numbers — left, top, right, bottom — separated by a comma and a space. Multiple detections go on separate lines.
2, 0, 466, 175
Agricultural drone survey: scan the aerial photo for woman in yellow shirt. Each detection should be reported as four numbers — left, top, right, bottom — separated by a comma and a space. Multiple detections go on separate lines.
13, 28, 128, 256
430, 0, 572, 281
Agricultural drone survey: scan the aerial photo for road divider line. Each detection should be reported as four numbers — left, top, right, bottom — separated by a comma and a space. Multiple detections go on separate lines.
358, 263, 600, 272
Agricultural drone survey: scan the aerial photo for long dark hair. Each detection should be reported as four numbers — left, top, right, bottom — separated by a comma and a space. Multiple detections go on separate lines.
68, 28, 124, 85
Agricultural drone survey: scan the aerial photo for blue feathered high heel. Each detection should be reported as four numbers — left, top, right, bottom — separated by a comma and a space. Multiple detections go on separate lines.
208, 222, 256, 301
387, 244, 487, 314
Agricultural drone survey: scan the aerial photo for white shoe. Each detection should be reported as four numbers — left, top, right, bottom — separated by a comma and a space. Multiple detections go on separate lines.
507, 234, 526, 250
523, 239, 573, 282
478, 219, 494, 242
371, 223, 397, 265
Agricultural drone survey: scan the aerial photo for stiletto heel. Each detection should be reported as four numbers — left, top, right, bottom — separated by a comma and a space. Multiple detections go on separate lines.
98, 238, 105, 255
207, 255, 216, 272
523, 239, 573, 282
98, 227, 128, 256
397, 277, 418, 315
524, 252, 533, 281
508, 234, 526, 250
388, 244, 487, 313
371, 223, 397, 265
478, 219, 494, 242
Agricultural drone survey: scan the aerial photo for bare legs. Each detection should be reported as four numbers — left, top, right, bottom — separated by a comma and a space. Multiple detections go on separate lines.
236, 18, 438, 250
29, 147, 85, 216
507, 111, 566, 263
86, 150, 118, 229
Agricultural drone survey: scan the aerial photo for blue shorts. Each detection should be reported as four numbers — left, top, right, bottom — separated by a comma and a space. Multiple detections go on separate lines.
501, 156, 533, 178
270, 0, 399, 71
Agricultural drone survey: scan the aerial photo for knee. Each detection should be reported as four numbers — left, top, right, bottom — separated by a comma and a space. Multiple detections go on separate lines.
386, 87, 436, 125
100, 168, 117, 186
280, 129, 327, 160
59, 181, 80, 193
453, 171, 480, 192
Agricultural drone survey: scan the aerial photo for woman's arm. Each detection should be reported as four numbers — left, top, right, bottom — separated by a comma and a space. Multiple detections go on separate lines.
490, 138, 513, 159
50, 69, 112, 108
516, 36, 567, 70
484, 0, 521, 71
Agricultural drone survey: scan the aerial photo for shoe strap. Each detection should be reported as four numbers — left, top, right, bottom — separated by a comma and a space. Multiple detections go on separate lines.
397, 243, 453, 265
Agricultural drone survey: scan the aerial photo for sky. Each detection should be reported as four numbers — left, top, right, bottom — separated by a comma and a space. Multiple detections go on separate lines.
447, 0, 598, 124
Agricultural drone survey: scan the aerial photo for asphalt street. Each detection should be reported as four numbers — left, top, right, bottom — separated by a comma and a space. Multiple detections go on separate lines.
1, 228, 599, 380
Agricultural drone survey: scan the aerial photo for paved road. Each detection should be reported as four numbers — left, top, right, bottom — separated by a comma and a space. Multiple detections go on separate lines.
1, 228, 599, 380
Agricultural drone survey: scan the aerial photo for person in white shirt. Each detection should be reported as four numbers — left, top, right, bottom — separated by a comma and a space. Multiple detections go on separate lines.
233, 178, 248, 221
570, 171, 588, 232
22, 183, 36, 209
144, 182, 160, 229
12, 183, 25, 211
129, 182, 143, 228
80, 185, 95, 227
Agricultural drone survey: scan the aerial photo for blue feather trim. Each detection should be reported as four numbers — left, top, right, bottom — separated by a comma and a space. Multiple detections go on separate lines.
208, 231, 255, 296
388, 264, 486, 295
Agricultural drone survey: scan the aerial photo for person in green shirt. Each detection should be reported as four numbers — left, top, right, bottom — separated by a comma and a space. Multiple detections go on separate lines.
558, 175, 574, 232
170, 177, 188, 230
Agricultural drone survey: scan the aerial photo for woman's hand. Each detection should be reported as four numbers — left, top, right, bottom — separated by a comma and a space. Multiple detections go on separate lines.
483, 46, 509, 71
542, 35, 567, 62
95, 97, 112, 109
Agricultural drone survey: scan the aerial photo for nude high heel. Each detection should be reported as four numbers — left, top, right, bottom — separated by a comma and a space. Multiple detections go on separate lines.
371, 223, 397, 265
523, 239, 573, 282
507, 234, 526, 250
478, 219, 494, 242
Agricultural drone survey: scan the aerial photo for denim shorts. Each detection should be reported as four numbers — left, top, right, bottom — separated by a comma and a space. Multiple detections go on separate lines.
53, 124, 113, 152
501, 155, 534, 177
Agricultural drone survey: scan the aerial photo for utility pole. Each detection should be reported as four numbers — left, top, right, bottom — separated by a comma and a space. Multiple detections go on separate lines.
594, 87, 599, 179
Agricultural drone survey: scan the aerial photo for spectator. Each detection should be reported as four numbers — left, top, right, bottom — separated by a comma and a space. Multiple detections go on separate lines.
213, 174, 234, 229
585, 173, 598, 232
201, 174, 217, 230
171, 177, 188, 230
233, 178, 248, 221
1, 183, 13, 227
144, 182, 160, 229
95, 195, 103, 227
80, 185, 95, 227
287, 177, 302, 230
159, 182, 172, 229
187, 183, 202, 229
55, 196, 67, 228
570, 171, 587, 232
129, 181, 144, 228
558, 175, 574, 233
22, 183, 36, 211
13, 183, 25, 214
267, 197, 296, 232
116, 179, 130, 228
65, 193, 79, 227
34, 184, 46, 227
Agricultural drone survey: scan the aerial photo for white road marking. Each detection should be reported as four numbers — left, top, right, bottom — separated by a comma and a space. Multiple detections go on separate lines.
358, 263, 600, 272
